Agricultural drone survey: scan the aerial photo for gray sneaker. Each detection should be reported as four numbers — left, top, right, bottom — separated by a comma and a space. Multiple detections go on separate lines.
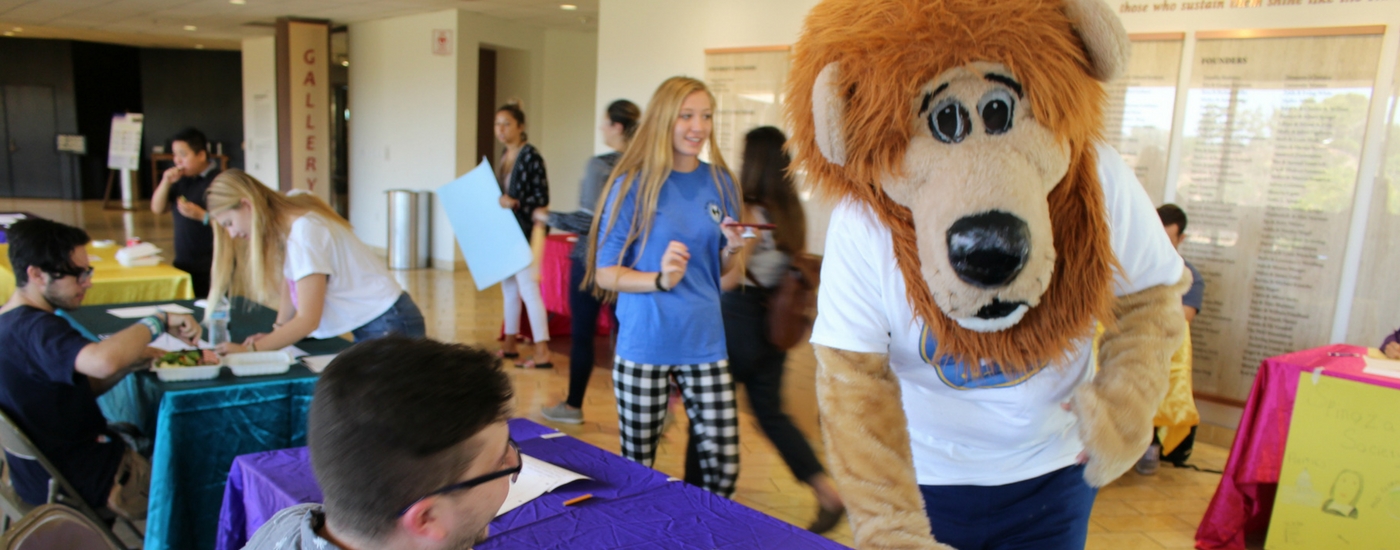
1135, 444, 1161, 476
541, 403, 583, 424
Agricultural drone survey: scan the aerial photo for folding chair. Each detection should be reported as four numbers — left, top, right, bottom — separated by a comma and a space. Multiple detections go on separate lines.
0, 504, 123, 550
0, 411, 134, 549
0, 460, 35, 532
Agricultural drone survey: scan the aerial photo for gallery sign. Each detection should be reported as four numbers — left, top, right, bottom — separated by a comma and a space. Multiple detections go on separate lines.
278, 18, 331, 202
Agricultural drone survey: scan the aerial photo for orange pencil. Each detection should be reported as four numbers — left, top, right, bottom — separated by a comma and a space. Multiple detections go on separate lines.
562, 494, 593, 506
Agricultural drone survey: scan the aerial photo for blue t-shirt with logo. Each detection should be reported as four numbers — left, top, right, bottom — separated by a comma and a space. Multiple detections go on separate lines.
596, 162, 738, 365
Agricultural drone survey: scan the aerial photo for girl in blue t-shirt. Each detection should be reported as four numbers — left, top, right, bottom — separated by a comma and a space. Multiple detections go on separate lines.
585, 76, 746, 496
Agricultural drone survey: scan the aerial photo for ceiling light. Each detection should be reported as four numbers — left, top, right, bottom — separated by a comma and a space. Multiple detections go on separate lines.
195, 44, 205, 49
230, 0, 246, 4
341, 60, 349, 67
12, 27, 22, 32
2, 32, 12, 37
184, 25, 197, 31
560, 4, 577, 10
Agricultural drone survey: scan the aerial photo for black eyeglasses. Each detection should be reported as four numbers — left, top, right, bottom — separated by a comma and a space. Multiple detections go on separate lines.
49, 266, 95, 283
397, 438, 522, 516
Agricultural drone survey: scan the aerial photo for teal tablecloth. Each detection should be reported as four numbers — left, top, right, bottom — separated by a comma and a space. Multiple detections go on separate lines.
63, 299, 351, 550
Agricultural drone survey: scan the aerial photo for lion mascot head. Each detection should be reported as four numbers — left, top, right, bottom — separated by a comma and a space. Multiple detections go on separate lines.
787, 0, 1129, 374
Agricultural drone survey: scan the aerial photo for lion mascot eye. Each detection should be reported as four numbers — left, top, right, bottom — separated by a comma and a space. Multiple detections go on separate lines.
929, 99, 971, 143
978, 89, 1015, 135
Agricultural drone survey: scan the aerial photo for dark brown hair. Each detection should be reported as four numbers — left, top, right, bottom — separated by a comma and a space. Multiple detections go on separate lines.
1157, 203, 1187, 233
740, 126, 806, 255
308, 336, 512, 540
606, 99, 642, 140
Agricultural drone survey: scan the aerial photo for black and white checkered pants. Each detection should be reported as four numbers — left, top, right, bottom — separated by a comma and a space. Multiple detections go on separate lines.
613, 356, 739, 497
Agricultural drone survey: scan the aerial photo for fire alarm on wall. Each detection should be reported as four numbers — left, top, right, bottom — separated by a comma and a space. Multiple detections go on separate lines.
433, 29, 453, 56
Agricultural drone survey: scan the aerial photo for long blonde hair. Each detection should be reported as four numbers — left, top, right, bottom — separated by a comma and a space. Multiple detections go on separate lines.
583, 77, 740, 299
205, 170, 350, 316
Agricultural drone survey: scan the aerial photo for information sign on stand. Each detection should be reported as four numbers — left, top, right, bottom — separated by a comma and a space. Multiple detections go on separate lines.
104, 113, 144, 210
1175, 28, 1384, 402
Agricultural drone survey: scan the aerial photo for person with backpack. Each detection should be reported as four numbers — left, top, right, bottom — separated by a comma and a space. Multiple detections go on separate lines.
682, 126, 845, 532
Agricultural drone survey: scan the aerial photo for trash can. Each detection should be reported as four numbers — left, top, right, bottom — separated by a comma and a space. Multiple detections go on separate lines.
387, 190, 431, 269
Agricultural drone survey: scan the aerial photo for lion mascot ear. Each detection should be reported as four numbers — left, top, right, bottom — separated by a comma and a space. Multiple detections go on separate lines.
810, 0, 1129, 167
1063, 0, 1129, 81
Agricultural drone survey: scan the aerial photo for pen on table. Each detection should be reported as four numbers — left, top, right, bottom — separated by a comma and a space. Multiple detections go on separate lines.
1327, 352, 1362, 357
563, 494, 594, 506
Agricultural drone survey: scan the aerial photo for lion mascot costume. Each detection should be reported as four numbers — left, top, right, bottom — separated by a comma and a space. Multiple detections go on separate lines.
786, 0, 1192, 548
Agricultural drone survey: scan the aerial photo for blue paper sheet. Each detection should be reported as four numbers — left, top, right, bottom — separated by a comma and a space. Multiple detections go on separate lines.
437, 158, 532, 290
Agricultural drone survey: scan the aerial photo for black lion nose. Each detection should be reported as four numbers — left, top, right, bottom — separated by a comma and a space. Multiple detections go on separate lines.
946, 211, 1030, 289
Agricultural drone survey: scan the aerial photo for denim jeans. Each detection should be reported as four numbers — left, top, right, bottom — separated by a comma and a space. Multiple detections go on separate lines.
351, 293, 426, 342
566, 256, 608, 408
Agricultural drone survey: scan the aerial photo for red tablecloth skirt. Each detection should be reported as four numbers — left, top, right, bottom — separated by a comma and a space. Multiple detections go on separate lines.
501, 233, 614, 341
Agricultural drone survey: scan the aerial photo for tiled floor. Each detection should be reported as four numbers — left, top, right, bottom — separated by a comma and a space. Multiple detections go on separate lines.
4, 198, 1233, 549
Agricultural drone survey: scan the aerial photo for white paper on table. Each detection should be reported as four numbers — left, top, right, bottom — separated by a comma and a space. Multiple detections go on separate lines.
149, 333, 198, 352
301, 354, 338, 373
283, 346, 309, 359
106, 303, 195, 318
437, 158, 532, 291
1362, 356, 1400, 379
0, 214, 27, 226
495, 454, 591, 517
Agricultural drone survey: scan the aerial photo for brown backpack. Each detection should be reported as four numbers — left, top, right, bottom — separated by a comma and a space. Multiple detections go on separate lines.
763, 254, 822, 350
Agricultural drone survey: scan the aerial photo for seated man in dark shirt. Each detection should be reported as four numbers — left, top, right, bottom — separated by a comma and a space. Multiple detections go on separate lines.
244, 337, 517, 550
0, 218, 201, 520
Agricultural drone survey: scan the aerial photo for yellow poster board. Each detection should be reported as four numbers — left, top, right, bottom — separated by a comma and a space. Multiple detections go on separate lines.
1266, 374, 1400, 549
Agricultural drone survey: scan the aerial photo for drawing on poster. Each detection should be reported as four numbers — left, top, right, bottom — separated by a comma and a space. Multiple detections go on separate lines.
1320, 470, 1362, 519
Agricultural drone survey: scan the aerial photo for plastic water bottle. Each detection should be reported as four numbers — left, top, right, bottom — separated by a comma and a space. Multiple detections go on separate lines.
208, 298, 231, 350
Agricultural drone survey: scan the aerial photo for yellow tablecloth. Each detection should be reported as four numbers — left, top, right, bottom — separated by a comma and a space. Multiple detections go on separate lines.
0, 244, 194, 304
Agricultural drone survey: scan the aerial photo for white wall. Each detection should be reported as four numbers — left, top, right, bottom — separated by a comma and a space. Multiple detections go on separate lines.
348, 10, 461, 266
540, 29, 599, 212
345, 9, 597, 269
240, 36, 278, 188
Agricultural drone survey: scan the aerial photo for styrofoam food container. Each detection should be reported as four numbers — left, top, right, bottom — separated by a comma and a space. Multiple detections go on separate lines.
152, 359, 221, 382
225, 351, 295, 377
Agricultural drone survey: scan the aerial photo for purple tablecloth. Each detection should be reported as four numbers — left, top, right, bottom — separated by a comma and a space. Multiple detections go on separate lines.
217, 418, 848, 549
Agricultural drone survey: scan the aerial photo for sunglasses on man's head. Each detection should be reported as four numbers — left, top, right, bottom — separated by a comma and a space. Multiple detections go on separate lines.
397, 438, 522, 516
49, 266, 95, 283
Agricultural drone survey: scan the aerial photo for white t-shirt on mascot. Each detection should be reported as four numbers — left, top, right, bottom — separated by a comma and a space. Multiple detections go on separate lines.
810, 143, 1184, 487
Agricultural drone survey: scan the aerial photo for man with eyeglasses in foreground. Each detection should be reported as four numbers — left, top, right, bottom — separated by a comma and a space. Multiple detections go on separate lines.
244, 336, 518, 550
0, 218, 201, 520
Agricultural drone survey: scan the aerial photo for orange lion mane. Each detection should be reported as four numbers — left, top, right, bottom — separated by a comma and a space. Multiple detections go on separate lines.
786, 0, 1119, 373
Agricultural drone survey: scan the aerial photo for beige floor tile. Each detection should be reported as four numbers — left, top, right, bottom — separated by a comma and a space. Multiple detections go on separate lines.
1095, 513, 1197, 533
1085, 532, 1168, 550
1146, 529, 1201, 549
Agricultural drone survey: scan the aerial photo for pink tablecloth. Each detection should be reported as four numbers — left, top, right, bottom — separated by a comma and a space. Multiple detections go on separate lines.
1195, 344, 1400, 549
499, 233, 614, 341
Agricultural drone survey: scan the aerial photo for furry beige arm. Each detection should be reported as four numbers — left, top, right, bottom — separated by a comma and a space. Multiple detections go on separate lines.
1074, 268, 1192, 486
814, 345, 955, 550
